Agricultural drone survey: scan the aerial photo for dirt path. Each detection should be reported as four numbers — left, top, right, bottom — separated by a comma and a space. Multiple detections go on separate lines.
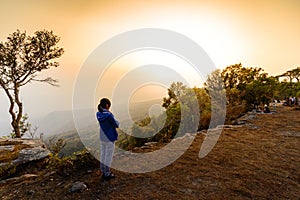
1, 106, 300, 199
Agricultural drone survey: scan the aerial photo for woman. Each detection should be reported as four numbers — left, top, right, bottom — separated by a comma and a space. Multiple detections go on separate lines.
96, 98, 119, 180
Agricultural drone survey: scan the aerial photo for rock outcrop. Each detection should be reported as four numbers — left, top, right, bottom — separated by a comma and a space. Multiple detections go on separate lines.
0, 138, 50, 179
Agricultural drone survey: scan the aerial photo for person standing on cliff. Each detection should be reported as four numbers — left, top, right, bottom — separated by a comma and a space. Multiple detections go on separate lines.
96, 98, 119, 180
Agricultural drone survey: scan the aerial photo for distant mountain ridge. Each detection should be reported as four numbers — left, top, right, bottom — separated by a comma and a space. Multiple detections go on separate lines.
36, 99, 163, 138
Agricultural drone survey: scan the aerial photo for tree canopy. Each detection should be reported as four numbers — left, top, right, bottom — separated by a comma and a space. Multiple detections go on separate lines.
0, 30, 64, 138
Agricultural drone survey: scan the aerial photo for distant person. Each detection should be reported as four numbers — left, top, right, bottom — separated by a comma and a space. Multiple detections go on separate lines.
290, 97, 294, 105
96, 98, 119, 180
292, 97, 296, 105
264, 104, 270, 113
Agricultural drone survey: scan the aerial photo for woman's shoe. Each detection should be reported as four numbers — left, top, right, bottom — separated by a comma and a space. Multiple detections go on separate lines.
102, 172, 115, 181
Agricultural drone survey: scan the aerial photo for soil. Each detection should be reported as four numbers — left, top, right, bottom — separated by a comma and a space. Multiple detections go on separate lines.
0, 105, 299, 199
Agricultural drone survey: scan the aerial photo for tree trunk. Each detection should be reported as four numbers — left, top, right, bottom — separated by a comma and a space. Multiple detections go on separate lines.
14, 84, 23, 138
2, 87, 18, 137
2, 83, 23, 138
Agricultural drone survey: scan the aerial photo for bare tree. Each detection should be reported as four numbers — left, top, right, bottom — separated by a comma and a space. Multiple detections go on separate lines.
279, 67, 300, 83
0, 30, 64, 138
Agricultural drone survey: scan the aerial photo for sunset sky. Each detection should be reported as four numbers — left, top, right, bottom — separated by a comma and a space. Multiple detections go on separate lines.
0, 0, 300, 134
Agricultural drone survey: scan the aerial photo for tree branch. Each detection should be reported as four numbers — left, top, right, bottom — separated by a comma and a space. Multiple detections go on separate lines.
31, 77, 59, 87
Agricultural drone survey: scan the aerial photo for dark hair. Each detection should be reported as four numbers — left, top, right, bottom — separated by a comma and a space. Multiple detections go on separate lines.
98, 98, 111, 112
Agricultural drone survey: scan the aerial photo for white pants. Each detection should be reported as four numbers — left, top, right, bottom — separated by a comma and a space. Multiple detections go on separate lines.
100, 140, 115, 176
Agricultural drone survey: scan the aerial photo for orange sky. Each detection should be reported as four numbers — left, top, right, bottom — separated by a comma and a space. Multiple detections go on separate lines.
1, 0, 300, 74
1, 0, 300, 132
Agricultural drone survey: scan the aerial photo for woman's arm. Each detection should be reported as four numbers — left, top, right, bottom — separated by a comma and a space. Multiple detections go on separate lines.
108, 113, 119, 128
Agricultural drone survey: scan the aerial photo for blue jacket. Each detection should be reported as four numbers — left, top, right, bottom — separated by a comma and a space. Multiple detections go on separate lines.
96, 109, 119, 142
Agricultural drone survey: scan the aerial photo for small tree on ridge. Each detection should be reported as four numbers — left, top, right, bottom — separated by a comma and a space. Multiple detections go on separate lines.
0, 30, 64, 138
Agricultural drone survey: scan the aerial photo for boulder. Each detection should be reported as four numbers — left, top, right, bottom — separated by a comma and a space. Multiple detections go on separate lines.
12, 147, 50, 165
68, 181, 87, 193
0, 138, 50, 179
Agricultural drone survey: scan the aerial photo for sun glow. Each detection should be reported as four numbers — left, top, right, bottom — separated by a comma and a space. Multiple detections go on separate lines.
95, 48, 209, 104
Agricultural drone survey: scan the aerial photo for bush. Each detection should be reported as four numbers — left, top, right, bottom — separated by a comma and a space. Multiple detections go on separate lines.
225, 103, 248, 124
45, 137, 99, 174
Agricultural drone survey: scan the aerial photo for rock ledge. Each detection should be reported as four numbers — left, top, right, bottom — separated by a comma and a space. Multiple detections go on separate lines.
0, 138, 50, 179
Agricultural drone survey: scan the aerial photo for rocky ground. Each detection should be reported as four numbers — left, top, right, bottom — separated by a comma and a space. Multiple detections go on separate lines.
0, 105, 299, 199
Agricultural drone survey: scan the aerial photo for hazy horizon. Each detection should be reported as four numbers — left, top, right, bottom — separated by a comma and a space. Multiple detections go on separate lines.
1, 0, 300, 135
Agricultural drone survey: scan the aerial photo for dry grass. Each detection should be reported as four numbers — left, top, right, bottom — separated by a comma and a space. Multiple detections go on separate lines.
0, 106, 299, 199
